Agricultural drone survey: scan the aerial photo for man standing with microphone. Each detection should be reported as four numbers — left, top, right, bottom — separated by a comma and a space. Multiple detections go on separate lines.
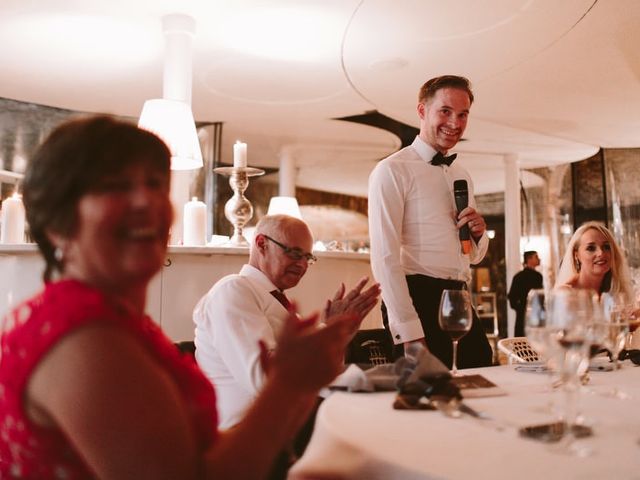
368, 75, 493, 368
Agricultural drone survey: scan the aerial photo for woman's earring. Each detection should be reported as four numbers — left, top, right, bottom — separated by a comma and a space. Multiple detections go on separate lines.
54, 247, 64, 263
574, 258, 581, 272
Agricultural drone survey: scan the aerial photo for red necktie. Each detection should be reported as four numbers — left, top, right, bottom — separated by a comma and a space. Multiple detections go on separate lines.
270, 290, 291, 310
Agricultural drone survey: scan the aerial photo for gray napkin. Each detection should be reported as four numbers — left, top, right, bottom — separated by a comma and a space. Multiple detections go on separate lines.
393, 344, 461, 410
329, 344, 451, 393
329, 363, 398, 392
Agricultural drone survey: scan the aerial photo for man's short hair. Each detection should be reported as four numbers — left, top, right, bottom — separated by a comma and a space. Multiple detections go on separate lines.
254, 214, 310, 240
418, 75, 474, 105
523, 250, 538, 263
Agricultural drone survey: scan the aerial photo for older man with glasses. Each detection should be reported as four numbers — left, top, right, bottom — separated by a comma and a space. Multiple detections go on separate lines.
193, 214, 379, 447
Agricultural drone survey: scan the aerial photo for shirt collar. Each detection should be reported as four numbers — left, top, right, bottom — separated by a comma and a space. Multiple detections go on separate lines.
411, 136, 448, 164
239, 264, 280, 293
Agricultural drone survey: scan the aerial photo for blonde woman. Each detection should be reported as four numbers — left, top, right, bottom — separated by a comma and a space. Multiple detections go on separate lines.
556, 221, 633, 302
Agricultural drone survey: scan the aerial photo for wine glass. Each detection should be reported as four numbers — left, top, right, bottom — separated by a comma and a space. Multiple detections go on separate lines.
626, 304, 640, 349
599, 293, 631, 369
438, 289, 473, 376
626, 286, 640, 349
546, 288, 595, 456
524, 289, 561, 413
524, 289, 550, 362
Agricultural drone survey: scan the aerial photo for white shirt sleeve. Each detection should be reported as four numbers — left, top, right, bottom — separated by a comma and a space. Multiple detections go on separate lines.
368, 161, 425, 345
196, 276, 275, 396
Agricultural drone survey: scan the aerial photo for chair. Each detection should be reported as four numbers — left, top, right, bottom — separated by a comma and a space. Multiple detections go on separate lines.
497, 337, 540, 364
344, 329, 394, 366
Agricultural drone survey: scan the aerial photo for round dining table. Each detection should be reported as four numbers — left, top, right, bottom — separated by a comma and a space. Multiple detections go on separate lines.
289, 362, 640, 479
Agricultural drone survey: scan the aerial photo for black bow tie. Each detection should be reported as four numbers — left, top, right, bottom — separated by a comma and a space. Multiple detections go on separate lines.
431, 152, 457, 166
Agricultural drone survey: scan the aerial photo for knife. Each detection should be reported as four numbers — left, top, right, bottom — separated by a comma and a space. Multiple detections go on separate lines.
430, 396, 492, 421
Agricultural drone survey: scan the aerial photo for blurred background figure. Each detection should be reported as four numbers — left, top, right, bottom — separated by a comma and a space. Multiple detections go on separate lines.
508, 250, 543, 337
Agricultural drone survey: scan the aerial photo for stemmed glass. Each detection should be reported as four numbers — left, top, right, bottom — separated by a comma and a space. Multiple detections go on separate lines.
438, 289, 473, 376
626, 305, 640, 349
598, 293, 630, 370
546, 288, 595, 456
525, 289, 552, 364
524, 289, 561, 413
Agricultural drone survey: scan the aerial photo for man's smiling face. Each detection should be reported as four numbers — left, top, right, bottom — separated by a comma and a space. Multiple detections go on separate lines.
418, 87, 470, 154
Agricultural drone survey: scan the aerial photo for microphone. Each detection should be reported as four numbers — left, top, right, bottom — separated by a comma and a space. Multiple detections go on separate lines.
453, 180, 471, 255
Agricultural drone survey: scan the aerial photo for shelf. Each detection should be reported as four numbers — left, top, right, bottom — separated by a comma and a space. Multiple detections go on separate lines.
472, 292, 499, 365
472, 293, 498, 333
0, 169, 23, 184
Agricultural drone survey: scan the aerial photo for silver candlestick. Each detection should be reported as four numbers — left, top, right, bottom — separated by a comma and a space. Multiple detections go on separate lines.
213, 166, 265, 246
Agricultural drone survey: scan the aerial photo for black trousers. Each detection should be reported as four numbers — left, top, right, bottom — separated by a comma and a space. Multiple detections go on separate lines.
515, 309, 526, 338
382, 274, 493, 369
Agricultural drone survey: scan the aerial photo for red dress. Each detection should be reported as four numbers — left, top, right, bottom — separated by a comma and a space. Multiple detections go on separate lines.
0, 280, 218, 479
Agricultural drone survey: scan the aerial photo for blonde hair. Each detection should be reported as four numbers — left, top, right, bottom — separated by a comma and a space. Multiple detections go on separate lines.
556, 221, 633, 301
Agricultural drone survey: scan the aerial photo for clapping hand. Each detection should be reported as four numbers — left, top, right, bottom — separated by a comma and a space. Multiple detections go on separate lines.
260, 302, 360, 393
323, 276, 381, 325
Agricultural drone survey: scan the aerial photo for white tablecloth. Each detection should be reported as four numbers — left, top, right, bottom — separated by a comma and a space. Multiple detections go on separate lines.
289, 363, 640, 479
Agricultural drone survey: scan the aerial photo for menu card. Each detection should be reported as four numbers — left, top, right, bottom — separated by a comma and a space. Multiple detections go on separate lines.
450, 374, 506, 398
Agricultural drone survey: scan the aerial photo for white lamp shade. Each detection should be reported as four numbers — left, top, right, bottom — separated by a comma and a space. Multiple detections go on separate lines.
267, 196, 302, 219
138, 98, 203, 170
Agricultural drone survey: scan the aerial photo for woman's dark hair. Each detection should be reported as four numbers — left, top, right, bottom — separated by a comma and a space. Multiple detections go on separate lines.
23, 115, 171, 282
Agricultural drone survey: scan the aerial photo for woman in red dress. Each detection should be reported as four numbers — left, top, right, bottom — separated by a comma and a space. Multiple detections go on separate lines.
0, 116, 358, 479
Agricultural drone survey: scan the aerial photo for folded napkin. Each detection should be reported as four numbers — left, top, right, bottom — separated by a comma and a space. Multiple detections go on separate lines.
393, 343, 461, 410
329, 363, 398, 392
514, 361, 548, 373
329, 344, 463, 410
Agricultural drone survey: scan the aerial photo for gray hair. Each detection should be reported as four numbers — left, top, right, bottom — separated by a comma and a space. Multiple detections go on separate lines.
254, 215, 311, 240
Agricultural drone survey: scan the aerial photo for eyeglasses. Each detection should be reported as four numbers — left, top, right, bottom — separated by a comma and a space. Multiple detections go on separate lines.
263, 235, 317, 265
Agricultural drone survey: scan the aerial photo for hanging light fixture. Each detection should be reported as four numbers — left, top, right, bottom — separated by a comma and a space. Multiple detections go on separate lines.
138, 13, 202, 170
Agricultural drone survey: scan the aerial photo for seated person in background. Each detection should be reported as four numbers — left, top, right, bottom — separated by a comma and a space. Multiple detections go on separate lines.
194, 214, 380, 431
556, 221, 633, 302
0, 116, 360, 479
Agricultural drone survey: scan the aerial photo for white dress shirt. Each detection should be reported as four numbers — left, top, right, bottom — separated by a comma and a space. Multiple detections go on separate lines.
368, 136, 488, 345
193, 264, 288, 429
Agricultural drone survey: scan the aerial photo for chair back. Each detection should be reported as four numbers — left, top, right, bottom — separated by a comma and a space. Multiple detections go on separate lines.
497, 337, 540, 364
345, 329, 393, 366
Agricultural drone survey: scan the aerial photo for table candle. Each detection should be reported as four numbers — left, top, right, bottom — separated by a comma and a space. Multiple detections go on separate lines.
183, 197, 206, 246
233, 141, 247, 168
1, 193, 26, 244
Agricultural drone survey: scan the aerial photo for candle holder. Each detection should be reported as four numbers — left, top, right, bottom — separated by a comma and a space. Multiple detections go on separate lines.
213, 166, 265, 246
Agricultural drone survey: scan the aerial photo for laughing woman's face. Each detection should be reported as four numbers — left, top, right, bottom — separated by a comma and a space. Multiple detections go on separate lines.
575, 228, 612, 280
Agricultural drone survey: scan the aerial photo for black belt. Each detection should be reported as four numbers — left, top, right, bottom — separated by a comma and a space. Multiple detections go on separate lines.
406, 274, 467, 290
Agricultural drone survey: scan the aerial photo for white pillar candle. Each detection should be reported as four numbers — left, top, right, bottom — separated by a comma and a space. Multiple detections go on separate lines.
1, 193, 26, 244
183, 197, 206, 246
233, 141, 247, 168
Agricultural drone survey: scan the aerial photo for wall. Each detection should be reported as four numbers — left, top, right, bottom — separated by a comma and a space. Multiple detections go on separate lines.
0, 246, 382, 340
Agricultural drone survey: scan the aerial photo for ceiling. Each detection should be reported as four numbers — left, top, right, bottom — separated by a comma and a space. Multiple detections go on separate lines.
1, 0, 638, 197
